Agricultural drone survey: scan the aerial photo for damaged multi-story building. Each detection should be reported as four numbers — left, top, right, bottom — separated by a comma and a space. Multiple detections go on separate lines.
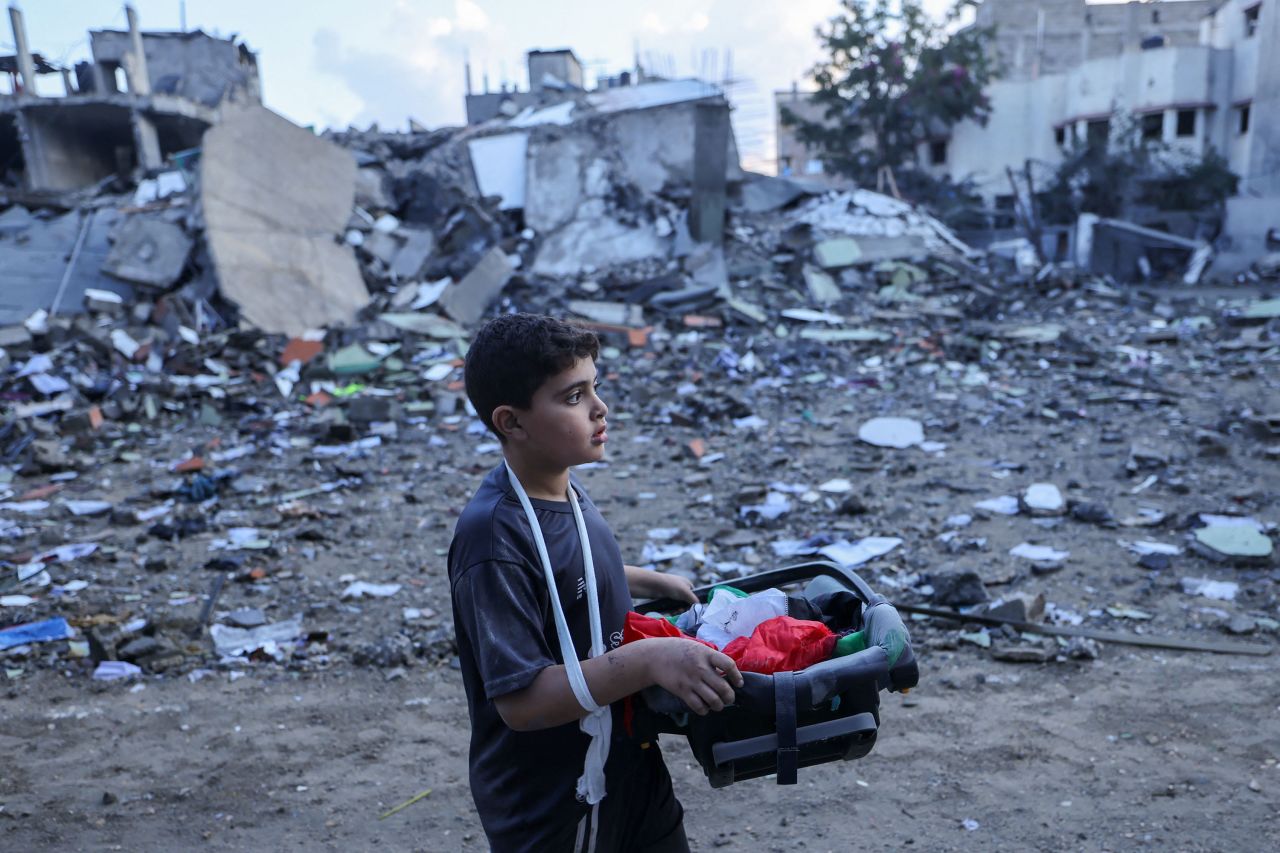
0, 5, 372, 334
1, 4, 259, 193
775, 0, 1280, 273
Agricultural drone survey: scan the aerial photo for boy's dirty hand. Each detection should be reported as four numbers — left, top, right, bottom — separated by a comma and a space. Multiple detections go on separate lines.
644, 638, 743, 716
656, 572, 697, 605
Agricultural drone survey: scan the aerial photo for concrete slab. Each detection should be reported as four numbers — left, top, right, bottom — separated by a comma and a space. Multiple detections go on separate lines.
201, 104, 367, 336
567, 300, 644, 326
738, 174, 817, 213
354, 167, 393, 211
439, 247, 513, 326
525, 133, 590, 234
532, 212, 668, 277
803, 265, 841, 305
101, 216, 193, 288
389, 228, 435, 280
468, 133, 528, 210
0, 207, 134, 325
610, 102, 744, 195
814, 237, 864, 269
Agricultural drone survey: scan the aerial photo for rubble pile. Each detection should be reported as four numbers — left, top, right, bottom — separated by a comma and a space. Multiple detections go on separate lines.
2, 71, 1278, 685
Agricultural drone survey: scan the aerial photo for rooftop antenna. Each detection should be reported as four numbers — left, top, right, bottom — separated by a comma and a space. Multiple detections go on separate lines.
180, 0, 186, 31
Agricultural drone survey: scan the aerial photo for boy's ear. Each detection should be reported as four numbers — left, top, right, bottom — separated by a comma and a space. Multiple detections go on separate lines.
491, 405, 524, 440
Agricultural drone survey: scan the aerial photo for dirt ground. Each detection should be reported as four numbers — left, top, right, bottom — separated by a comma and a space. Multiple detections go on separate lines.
2, 646, 1277, 851
3, 283, 1279, 851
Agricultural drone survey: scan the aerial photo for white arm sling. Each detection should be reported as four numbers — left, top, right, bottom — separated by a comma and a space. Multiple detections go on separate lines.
504, 462, 611, 804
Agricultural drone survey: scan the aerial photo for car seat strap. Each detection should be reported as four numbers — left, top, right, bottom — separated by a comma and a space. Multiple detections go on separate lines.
774, 670, 799, 785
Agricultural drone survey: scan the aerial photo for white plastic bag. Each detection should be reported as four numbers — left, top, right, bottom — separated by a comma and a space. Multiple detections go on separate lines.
696, 587, 788, 649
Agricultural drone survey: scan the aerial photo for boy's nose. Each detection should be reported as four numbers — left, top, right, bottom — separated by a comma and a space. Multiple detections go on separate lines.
594, 394, 608, 418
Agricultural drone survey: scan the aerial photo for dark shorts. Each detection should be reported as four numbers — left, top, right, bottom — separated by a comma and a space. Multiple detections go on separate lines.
545, 739, 689, 853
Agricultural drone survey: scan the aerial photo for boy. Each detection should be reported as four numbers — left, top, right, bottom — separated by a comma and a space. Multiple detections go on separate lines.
449, 314, 743, 852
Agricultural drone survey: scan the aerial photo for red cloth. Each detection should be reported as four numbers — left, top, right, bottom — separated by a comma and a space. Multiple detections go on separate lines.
721, 616, 836, 674
623, 611, 717, 649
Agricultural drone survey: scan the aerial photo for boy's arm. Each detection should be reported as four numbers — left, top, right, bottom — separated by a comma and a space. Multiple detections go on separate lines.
494, 637, 742, 732
624, 564, 697, 604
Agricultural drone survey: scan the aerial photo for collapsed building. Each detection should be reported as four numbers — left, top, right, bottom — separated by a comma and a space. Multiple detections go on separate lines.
4, 1, 1272, 350
0, 5, 766, 337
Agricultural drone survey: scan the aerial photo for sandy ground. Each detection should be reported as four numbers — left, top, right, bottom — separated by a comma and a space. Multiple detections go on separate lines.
3, 283, 1279, 851
3, 648, 1277, 852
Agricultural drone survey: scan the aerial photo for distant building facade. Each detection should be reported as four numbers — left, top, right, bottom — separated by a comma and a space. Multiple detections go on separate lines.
464, 48, 586, 125
935, 0, 1276, 206
773, 84, 834, 180
774, 0, 1278, 207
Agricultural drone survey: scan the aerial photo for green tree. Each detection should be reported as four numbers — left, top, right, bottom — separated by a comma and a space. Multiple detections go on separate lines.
782, 0, 996, 190
1039, 113, 1240, 223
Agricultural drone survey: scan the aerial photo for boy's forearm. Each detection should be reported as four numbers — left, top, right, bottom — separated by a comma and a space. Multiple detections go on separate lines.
494, 641, 656, 732
624, 564, 659, 598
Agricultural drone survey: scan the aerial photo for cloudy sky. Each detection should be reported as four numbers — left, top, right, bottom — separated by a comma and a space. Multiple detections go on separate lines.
11, 0, 955, 172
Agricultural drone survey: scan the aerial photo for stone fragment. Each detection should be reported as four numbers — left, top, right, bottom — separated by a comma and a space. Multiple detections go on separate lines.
982, 592, 1045, 623
858, 417, 924, 449
117, 636, 161, 662
928, 570, 989, 607
1065, 637, 1100, 660
1022, 483, 1065, 516
1192, 525, 1273, 563
1180, 576, 1238, 601
1070, 502, 1114, 525
813, 237, 863, 269
1010, 543, 1069, 563
101, 217, 193, 288
1138, 553, 1171, 571
974, 495, 1020, 516
439, 247, 513, 326
1225, 616, 1257, 635
347, 397, 394, 423
991, 644, 1051, 663
226, 609, 268, 629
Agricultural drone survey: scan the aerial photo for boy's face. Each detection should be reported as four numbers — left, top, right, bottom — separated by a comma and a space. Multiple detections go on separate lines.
510, 357, 608, 469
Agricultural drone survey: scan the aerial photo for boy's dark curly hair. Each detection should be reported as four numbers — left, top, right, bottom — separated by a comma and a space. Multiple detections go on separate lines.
464, 313, 600, 440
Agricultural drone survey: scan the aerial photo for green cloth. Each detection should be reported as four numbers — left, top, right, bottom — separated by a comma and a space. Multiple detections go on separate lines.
833, 630, 868, 657
706, 584, 747, 604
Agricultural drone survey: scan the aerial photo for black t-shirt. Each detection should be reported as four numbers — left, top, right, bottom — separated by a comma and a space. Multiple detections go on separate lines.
448, 464, 633, 851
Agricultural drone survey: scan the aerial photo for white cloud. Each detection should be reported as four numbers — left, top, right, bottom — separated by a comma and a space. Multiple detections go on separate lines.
454, 0, 490, 32
685, 12, 710, 32
640, 12, 667, 34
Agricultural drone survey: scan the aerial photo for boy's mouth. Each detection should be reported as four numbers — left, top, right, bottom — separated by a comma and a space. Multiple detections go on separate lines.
591, 423, 608, 444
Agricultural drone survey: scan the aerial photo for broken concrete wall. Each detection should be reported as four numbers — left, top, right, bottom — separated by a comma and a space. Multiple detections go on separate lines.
89, 30, 259, 106
524, 129, 601, 234
606, 101, 744, 194
1215, 196, 1280, 277
532, 212, 671, 277
521, 122, 675, 276
18, 102, 136, 191
201, 104, 367, 336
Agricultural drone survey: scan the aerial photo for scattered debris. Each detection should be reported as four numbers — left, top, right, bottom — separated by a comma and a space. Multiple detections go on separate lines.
858, 417, 924, 449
